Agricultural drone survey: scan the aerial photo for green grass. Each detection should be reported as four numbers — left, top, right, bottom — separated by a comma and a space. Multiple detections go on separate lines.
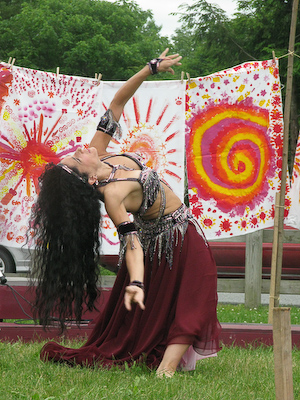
217, 303, 300, 325
4, 303, 300, 326
2, 273, 300, 398
2, 286, 300, 399
100, 266, 117, 276
0, 339, 299, 400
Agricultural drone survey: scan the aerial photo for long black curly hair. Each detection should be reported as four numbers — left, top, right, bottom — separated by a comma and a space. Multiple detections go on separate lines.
29, 162, 103, 330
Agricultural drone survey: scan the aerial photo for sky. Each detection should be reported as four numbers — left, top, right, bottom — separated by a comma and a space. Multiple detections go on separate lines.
106, 0, 238, 37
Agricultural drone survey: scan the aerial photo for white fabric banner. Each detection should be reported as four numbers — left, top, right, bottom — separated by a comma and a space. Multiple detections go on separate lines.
99, 80, 186, 255
286, 136, 300, 229
0, 63, 102, 247
185, 59, 290, 240
0, 65, 185, 255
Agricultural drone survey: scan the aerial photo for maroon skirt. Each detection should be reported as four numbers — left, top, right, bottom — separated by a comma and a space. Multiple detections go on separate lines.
40, 222, 222, 369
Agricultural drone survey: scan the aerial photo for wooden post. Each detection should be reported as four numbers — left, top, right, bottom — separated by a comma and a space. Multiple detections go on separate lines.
268, 192, 280, 324
273, 307, 294, 400
245, 230, 263, 308
269, 0, 299, 316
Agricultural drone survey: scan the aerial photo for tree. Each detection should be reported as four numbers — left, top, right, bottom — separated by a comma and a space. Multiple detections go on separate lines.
235, 0, 299, 173
0, 0, 172, 80
0, 0, 23, 20
172, 0, 252, 77
172, 0, 300, 172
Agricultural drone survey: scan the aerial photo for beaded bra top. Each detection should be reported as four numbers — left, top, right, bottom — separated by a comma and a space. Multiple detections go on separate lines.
98, 153, 165, 218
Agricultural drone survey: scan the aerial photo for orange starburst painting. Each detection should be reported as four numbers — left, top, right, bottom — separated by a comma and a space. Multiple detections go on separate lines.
98, 80, 185, 254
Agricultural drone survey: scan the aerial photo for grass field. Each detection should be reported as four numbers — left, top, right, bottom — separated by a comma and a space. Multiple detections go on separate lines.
1, 340, 299, 399
1, 304, 300, 399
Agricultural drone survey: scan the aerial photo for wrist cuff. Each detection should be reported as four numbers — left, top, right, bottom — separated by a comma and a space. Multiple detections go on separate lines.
129, 280, 145, 291
147, 58, 163, 75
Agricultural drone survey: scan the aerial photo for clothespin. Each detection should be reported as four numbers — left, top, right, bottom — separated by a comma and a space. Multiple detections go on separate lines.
6, 57, 15, 69
56, 67, 60, 78
186, 72, 191, 84
96, 73, 102, 86
181, 71, 185, 84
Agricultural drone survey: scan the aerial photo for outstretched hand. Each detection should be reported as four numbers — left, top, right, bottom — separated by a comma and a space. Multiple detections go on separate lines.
124, 285, 145, 311
157, 48, 182, 75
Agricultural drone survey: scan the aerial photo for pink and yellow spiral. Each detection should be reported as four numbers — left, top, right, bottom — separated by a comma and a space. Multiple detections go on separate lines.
186, 102, 275, 214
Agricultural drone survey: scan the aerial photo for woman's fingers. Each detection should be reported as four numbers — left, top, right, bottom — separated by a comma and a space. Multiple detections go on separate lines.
124, 286, 145, 311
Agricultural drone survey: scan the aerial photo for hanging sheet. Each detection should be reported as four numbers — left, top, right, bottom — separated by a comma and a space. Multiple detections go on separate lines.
286, 136, 300, 229
0, 63, 103, 247
99, 80, 186, 255
0, 64, 185, 254
185, 59, 290, 239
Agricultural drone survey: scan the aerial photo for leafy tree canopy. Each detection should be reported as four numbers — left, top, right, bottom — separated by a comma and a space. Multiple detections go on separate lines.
0, 0, 173, 80
172, 0, 298, 77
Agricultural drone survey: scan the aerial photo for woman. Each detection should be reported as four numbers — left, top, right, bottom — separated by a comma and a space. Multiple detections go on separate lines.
30, 49, 221, 377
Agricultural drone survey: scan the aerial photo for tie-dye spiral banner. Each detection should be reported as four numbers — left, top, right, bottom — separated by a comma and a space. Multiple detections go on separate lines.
185, 59, 291, 239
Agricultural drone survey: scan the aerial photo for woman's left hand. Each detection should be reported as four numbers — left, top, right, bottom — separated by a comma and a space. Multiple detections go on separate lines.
124, 285, 145, 311
157, 48, 182, 75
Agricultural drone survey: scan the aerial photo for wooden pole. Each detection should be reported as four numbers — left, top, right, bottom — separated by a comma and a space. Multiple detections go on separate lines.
268, 192, 280, 323
245, 230, 263, 308
273, 307, 294, 399
269, 0, 299, 314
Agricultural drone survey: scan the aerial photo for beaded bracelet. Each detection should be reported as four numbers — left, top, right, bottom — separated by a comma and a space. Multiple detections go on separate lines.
129, 280, 145, 291
147, 58, 163, 75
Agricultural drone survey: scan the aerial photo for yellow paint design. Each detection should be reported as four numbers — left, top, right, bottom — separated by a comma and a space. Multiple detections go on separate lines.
2, 111, 10, 121
0, 168, 23, 200
191, 110, 269, 197
220, 133, 266, 182
0, 162, 17, 182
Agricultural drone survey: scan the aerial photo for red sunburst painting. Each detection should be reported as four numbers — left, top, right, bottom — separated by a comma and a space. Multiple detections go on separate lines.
0, 63, 102, 247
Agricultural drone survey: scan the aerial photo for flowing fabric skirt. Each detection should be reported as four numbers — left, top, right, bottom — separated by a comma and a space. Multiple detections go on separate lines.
40, 222, 222, 370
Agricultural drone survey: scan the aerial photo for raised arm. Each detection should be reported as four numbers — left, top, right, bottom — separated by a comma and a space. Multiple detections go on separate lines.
89, 48, 182, 155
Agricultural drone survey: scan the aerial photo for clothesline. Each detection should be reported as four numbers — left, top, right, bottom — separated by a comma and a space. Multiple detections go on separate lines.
277, 50, 300, 60
5, 51, 300, 86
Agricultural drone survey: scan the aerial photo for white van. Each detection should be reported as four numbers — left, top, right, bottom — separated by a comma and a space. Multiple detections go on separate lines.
0, 245, 31, 274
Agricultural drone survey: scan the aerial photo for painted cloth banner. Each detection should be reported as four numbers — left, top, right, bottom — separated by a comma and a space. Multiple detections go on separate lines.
0, 64, 185, 253
0, 63, 103, 247
286, 136, 300, 229
185, 59, 290, 239
99, 80, 186, 255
